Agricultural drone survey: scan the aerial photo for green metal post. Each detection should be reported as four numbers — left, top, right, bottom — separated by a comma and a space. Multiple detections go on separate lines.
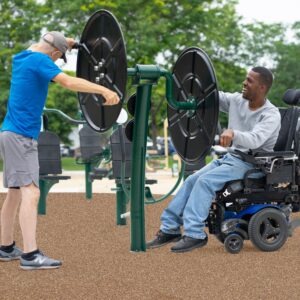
85, 162, 92, 199
116, 183, 127, 225
38, 179, 58, 215
130, 84, 152, 251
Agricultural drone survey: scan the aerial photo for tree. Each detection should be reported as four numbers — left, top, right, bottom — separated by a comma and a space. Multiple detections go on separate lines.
269, 42, 300, 107
45, 71, 80, 144
0, 0, 45, 122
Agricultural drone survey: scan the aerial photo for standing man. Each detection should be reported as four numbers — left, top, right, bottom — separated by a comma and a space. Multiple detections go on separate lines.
147, 66, 281, 253
0, 31, 119, 270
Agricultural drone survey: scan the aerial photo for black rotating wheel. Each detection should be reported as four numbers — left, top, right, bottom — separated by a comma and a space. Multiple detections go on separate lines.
248, 208, 288, 252
167, 47, 219, 163
76, 10, 127, 132
224, 233, 244, 254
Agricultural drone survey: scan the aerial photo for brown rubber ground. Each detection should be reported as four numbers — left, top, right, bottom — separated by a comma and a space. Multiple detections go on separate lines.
0, 193, 300, 299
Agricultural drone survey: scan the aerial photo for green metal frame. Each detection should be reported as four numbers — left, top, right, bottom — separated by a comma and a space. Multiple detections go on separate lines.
38, 179, 59, 215
127, 65, 196, 252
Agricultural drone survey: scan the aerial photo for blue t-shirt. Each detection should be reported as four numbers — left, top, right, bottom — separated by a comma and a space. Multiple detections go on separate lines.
1, 50, 62, 139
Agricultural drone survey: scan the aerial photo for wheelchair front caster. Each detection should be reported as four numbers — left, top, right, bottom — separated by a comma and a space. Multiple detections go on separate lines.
224, 233, 244, 254
248, 208, 288, 252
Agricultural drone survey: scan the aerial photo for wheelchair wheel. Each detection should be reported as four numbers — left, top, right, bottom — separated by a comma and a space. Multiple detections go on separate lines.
248, 208, 288, 252
224, 233, 244, 254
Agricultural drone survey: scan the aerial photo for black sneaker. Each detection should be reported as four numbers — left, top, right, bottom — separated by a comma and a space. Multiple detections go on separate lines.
0, 245, 23, 261
146, 230, 181, 249
171, 236, 208, 253
20, 251, 62, 270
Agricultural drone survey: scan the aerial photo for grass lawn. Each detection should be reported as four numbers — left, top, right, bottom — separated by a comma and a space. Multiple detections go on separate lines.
61, 157, 85, 171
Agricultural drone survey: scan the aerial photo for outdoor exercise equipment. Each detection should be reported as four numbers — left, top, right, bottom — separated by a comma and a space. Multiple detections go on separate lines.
37, 114, 74, 214
76, 124, 112, 199
76, 10, 127, 132
167, 47, 219, 163
76, 10, 219, 252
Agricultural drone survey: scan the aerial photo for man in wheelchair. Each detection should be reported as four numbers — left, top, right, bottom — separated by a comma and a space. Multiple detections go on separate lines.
147, 66, 287, 253
209, 88, 300, 253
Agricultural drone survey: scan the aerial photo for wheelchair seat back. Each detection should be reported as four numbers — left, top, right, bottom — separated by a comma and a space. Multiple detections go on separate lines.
274, 107, 300, 151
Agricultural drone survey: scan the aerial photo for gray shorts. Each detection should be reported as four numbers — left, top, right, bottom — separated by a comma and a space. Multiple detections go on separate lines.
0, 131, 39, 188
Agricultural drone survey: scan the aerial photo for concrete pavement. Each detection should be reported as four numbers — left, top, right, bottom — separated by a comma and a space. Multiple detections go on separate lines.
0, 169, 182, 195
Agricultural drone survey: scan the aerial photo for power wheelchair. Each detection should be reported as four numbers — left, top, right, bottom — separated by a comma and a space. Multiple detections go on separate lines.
207, 89, 300, 254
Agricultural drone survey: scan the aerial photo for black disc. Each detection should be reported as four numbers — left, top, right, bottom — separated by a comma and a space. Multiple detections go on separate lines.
76, 10, 127, 132
167, 47, 219, 163
127, 93, 136, 117
125, 120, 134, 142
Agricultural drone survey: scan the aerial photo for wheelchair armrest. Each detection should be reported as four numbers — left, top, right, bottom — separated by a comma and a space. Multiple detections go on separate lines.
232, 149, 297, 163
231, 149, 298, 175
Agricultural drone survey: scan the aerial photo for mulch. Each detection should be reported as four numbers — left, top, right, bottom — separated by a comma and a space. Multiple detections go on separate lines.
1, 193, 300, 300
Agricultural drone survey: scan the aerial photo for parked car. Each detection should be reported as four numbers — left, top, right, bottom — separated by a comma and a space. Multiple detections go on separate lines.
156, 137, 176, 155
60, 144, 74, 157
147, 137, 162, 154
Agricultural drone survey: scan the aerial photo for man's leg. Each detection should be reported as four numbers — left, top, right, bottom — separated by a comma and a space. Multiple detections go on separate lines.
18, 183, 62, 270
147, 159, 222, 249
183, 154, 254, 239
1, 188, 21, 245
19, 183, 40, 253
170, 154, 255, 252
160, 158, 221, 234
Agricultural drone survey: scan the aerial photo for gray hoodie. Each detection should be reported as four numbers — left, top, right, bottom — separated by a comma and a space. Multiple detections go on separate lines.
219, 91, 281, 153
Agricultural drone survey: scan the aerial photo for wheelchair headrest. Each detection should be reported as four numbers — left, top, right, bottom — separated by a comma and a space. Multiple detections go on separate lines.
283, 89, 300, 105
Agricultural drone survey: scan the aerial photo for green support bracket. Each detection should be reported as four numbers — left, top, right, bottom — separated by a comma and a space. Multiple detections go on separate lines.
38, 179, 59, 215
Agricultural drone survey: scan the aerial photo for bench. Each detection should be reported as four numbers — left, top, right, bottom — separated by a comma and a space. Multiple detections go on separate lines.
110, 125, 157, 225
76, 125, 112, 199
38, 130, 70, 215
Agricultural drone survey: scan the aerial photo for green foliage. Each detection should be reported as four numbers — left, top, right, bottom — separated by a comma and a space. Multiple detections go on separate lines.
45, 71, 79, 144
268, 41, 300, 107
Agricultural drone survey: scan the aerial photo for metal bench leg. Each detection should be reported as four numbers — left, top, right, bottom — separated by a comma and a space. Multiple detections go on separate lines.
38, 179, 59, 215
85, 163, 93, 200
116, 183, 127, 225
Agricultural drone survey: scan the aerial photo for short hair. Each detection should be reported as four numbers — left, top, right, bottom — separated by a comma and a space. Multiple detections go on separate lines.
251, 66, 273, 93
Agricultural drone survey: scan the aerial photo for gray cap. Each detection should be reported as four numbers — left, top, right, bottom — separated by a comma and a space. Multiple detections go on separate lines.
42, 31, 68, 62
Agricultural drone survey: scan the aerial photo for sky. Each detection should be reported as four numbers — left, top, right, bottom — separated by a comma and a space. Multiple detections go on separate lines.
61, 0, 300, 71
236, 0, 299, 24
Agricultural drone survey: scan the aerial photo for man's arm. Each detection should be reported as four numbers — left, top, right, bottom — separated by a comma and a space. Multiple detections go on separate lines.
52, 72, 119, 105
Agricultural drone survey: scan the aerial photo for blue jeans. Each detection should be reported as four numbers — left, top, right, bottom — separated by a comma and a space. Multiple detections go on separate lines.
160, 153, 255, 239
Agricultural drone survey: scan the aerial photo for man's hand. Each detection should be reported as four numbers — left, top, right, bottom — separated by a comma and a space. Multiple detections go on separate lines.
66, 38, 76, 50
101, 88, 120, 106
220, 129, 234, 147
